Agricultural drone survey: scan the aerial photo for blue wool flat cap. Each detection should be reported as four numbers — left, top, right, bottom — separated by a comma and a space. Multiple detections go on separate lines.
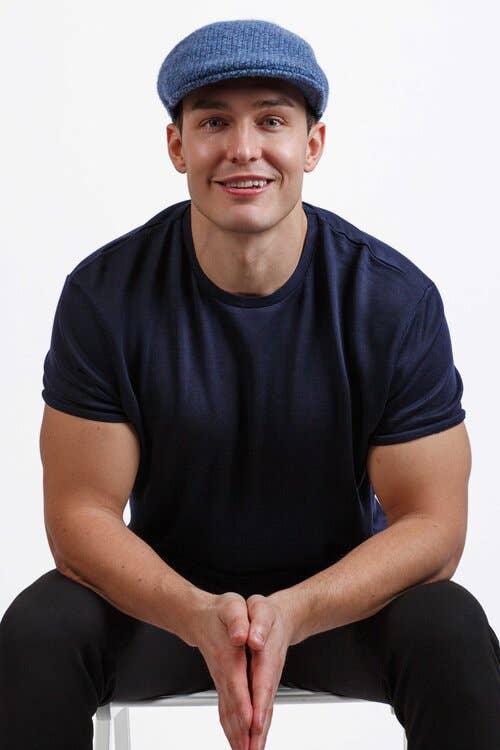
156, 19, 329, 121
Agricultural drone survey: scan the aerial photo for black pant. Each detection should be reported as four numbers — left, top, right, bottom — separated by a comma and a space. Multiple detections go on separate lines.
0, 569, 499, 749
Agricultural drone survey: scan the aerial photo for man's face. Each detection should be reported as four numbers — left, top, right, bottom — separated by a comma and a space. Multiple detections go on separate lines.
166, 77, 325, 235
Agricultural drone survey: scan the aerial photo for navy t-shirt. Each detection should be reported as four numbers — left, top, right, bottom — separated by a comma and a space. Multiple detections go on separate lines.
42, 199, 466, 598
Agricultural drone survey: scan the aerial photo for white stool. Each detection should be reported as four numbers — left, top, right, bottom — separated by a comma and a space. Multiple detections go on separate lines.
94, 685, 407, 749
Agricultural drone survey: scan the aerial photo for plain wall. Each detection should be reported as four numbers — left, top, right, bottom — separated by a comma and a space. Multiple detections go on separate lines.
1, 1, 498, 747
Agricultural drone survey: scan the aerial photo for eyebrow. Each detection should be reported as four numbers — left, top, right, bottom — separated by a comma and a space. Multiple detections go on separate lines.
189, 95, 296, 111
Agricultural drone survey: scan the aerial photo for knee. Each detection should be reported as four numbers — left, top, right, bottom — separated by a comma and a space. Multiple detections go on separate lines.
0, 568, 110, 654
383, 579, 491, 655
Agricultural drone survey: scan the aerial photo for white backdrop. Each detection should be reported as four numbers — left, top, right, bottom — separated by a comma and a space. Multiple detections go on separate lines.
1, 1, 498, 748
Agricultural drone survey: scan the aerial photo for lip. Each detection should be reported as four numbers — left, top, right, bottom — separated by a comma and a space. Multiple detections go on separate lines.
215, 180, 274, 197
215, 175, 275, 182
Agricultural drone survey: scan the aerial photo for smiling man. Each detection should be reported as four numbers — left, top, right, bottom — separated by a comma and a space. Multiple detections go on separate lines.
1, 18, 499, 750
168, 75, 320, 299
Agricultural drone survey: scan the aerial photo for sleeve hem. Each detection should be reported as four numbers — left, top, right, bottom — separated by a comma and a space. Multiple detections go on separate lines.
369, 410, 466, 446
42, 393, 130, 423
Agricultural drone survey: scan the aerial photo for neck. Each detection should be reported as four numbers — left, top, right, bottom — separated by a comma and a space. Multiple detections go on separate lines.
189, 201, 308, 297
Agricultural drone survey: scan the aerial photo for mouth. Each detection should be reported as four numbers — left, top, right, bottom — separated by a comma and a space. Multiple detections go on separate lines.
214, 179, 274, 196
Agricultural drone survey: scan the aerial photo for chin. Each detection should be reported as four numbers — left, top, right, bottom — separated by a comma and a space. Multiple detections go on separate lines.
206, 204, 273, 233
221, 215, 273, 235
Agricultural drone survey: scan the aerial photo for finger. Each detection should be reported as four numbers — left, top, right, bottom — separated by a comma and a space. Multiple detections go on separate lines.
252, 678, 274, 737
246, 595, 275, 650
219, 593, 251, 645
248, 650, 276, 729
250, 704, 273, 750
220, 697, 251, 750
223, 643, 253, 749
248, 693, 273, 750
248, 638, 283, 746
220, 687, 252, 750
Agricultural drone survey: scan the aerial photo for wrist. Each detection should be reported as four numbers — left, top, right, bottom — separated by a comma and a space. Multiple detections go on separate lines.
163, 577, 216, 647
268, 585, 310, 646
183, 585, 218, 647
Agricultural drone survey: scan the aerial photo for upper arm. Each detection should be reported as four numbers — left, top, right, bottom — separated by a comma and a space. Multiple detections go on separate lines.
366, 422, 471, 561
40, 404, 140, 564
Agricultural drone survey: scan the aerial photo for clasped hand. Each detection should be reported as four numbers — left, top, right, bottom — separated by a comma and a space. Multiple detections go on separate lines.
194, 590, 295, 750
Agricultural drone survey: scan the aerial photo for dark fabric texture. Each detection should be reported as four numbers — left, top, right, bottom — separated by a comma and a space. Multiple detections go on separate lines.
41, 200, 466, 594
1, 570, 499, 749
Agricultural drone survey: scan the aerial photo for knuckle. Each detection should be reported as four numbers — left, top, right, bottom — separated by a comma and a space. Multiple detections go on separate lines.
262, 683, 273, 699
237, 714, 248, 732
247, 593, 265, 603
242, 717, 252, 733
227, 677, 240, 692
238, 702, 251, 723
227, 613, 242, 628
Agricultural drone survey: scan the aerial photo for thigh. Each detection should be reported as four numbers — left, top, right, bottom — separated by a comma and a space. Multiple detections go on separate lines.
0, 567, 134, 663
281, 605, 389, 704
0, 567, 214, 704
281, 578, 500, 706
369, 578, 500, 705
112, 615, 215, 701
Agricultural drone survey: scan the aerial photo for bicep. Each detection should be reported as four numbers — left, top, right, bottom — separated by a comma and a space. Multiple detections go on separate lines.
40, 404, 140, 556
367, 422, 471, 553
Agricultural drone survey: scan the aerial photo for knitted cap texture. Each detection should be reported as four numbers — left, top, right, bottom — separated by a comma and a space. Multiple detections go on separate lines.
156, 19, 329, 121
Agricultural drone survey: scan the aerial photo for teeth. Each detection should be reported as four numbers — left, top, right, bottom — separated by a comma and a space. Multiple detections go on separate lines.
223, 179, 269, 188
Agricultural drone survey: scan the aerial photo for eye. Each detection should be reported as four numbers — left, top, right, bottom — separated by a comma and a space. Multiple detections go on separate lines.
201, 116, 284, 130
203, 118, 225, 129
263, 117, 283, 128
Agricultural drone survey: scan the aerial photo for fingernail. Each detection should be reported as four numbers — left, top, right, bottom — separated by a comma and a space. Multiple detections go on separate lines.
253, 630, 264, 643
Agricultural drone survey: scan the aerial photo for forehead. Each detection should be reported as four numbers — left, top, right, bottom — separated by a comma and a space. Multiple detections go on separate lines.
183, 76, 307, 111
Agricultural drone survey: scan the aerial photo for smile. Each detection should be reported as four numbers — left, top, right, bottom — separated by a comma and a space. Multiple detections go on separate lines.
215, 181, 274, 196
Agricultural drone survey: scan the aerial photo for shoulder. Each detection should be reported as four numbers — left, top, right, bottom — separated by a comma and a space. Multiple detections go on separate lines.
304, 201, 436, 314
66, 200, 190, 294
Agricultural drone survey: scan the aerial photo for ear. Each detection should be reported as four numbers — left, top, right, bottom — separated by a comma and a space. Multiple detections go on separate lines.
304, 121, 326, 174
166, 123, 187, 175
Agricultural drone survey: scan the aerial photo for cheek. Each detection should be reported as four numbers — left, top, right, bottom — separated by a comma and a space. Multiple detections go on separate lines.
268, 142, 304, 174
183, 143, 216, 173
198, 153, 222, 181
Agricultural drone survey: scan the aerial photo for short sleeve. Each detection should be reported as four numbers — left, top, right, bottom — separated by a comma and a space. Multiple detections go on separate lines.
41, 275, 129, 422
369, 283, 466, 445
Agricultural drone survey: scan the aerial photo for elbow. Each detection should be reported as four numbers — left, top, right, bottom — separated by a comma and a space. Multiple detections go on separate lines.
45, 521, 81, 583
45, 523, 64, 569
55, 560, 78, 581
438, 538, 467, 581
439, 557, 460, 582
449, 528, 467, 577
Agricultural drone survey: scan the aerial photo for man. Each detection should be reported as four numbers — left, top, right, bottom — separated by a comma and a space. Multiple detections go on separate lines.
1, 19, 499, 750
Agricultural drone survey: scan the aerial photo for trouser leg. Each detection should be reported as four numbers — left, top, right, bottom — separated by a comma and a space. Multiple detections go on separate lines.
0, 568, 214, 750
375, 580, 500, 749
281, 579, 500, 749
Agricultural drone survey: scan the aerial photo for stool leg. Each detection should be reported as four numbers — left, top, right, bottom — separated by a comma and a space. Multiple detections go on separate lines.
94, 704, 111, 750
114, 707, 131, 750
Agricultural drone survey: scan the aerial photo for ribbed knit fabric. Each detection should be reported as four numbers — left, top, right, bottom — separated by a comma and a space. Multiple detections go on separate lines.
156, 19, 329, 120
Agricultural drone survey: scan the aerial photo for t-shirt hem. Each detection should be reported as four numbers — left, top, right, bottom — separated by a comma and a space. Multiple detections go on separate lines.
369, 410, 466, 445
42, 393, 130, 423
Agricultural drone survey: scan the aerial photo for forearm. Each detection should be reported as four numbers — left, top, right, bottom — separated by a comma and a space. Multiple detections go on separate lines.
273, 514, 460, 645
48, 506, 211, 646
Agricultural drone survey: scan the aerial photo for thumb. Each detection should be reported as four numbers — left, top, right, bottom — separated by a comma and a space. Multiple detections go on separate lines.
220, 596, 250, 645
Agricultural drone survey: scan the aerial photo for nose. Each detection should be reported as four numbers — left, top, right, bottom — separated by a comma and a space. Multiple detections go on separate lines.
225, 121, 262, 163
